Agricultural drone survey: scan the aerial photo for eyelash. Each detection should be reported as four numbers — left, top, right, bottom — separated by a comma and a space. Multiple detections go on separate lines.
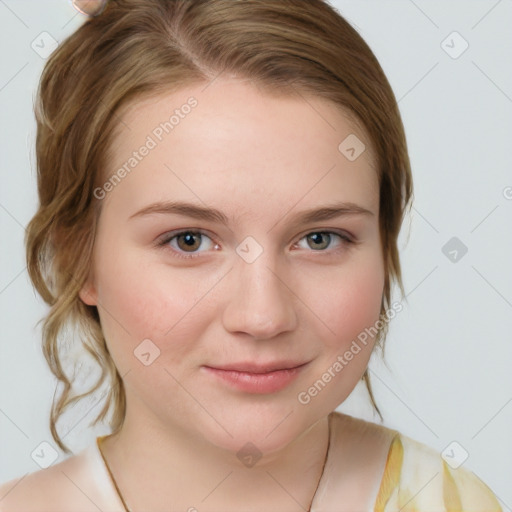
156, 229, 356, 260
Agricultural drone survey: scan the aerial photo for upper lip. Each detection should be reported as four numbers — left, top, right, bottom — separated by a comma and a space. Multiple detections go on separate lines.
205, 361, 309, 374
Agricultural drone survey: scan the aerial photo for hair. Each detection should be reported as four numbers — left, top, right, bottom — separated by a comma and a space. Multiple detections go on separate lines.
26, 0, 413, 453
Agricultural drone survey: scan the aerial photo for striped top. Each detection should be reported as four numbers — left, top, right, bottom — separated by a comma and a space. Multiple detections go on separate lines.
309, 412, 502, 511
373, 434, 502, 511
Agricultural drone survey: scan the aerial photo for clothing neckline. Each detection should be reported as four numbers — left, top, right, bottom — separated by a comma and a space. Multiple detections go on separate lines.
93, 411, 396, 511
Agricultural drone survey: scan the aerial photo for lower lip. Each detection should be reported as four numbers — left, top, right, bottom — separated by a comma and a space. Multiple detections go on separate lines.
202, 364, 307, 394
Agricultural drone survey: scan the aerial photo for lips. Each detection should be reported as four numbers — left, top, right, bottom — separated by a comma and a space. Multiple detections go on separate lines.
207, 361, 309, 373
202, 361, 309, 394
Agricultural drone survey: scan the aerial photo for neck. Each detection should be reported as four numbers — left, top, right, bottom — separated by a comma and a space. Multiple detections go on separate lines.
100, 400, 331, 512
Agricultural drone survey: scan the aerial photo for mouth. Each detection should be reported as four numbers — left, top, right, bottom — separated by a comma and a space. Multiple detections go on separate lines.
201, 361, 310, 394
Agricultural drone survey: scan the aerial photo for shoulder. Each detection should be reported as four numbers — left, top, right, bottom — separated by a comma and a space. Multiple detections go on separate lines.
0, 440, 120, 512
0, 451, 91, 512
375, 432, 502, 511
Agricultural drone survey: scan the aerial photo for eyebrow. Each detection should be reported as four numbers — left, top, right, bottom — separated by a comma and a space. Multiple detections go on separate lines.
128, 200, 374, 225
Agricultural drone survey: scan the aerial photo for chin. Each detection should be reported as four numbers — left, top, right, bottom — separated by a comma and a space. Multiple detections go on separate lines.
183, 398, 326, 457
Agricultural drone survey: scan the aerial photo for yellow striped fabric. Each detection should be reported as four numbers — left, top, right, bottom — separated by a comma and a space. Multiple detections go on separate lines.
373, 434, 502, 511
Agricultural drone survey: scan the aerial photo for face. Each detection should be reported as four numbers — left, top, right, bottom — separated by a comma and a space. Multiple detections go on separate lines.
80, 77, 384, 454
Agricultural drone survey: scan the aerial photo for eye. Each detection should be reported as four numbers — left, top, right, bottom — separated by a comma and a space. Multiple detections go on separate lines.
295, 231, 354, 252
156, 229, 355, 260
157, 230, 219, 258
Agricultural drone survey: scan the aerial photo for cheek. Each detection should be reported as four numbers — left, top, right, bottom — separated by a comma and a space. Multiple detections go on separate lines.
313, 253, 385, 351
93, 250, 217, 366
301, 256, 385, 409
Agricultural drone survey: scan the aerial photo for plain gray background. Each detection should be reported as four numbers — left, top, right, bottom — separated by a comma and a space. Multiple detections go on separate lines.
1, 0, 511, 507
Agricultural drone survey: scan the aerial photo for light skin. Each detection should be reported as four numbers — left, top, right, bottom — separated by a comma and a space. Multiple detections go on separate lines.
79, 77, 385, 511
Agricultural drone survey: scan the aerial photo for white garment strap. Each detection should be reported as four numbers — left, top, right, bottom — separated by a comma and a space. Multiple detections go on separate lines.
310, 412, 397, 512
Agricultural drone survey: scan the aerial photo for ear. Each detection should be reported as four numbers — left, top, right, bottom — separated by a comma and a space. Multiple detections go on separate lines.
79, 279, 98, 306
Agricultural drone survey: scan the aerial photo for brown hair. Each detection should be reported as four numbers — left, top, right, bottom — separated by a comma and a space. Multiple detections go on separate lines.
26, 0, 413, 453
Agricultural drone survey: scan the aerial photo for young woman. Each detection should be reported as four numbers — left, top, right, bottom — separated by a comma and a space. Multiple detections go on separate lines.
0, 0, 502, 510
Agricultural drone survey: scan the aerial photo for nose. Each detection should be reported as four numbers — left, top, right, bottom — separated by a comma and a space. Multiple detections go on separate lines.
222, 253, 298, 340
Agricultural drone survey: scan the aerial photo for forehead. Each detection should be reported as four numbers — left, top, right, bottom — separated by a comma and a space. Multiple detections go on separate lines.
102, 78, 379, 220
